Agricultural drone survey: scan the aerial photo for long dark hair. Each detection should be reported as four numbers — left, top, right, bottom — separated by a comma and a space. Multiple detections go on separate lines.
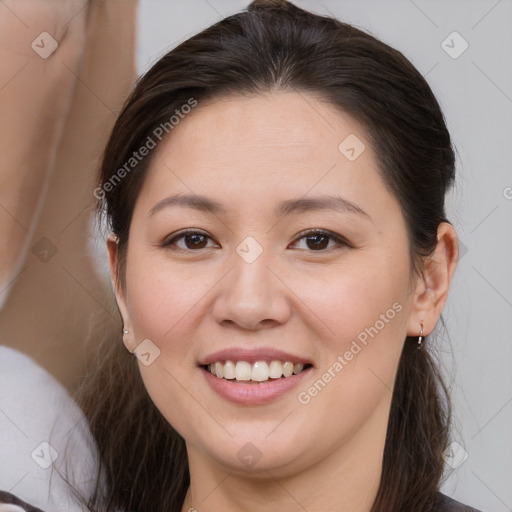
73, 1, 455, 510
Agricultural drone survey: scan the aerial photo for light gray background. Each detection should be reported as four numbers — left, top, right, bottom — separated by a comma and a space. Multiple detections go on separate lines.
136, 1, 512, 510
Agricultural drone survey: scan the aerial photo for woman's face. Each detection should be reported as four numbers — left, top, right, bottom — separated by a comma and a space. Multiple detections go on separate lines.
114, 92, 421, 478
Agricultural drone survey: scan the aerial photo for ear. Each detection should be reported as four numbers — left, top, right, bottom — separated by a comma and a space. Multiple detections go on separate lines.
406, 222, 459, 338
107, 235, 137, 353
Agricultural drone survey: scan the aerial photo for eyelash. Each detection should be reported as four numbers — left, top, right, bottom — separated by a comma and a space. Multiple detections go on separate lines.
162, 228, 350, 252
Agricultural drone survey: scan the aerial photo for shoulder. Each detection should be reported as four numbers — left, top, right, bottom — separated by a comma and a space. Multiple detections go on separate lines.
0, 346, 97, 511
433, 493, 483, 512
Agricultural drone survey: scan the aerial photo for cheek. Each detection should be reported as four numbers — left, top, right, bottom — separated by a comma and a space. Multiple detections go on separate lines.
125, 248, 207, 341
124, 253, 216, 438
297, 255, 409, 348
294, 256, 409, 402
291, 273, 407, 448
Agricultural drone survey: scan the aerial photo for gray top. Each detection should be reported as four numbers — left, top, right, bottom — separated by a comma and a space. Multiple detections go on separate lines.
0, 490, 484, 512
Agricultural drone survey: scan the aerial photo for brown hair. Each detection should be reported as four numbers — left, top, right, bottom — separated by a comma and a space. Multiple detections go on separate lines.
73, 1, 455, 510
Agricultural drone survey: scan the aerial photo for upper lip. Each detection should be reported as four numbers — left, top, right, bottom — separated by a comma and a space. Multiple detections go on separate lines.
198, 347, 313, 366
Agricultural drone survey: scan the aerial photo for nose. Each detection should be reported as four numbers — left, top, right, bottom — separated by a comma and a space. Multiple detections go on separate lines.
212, 247, 291, 331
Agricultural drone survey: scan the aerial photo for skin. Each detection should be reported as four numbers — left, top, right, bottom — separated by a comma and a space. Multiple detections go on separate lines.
0, 0, 139, 393
107, 92, 458, 512
0, 0, 85, 308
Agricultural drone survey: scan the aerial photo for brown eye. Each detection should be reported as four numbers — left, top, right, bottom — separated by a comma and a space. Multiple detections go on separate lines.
163, 230, 216, 251
182, 233, 208, 249
291, 229, 349, 251
305, 233, 330, 250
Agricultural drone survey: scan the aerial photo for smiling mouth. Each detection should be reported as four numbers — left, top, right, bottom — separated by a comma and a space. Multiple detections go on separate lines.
203, 360, 313, 383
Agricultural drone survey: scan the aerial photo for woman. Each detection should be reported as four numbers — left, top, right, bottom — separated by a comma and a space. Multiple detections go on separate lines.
0, 0, 482, 511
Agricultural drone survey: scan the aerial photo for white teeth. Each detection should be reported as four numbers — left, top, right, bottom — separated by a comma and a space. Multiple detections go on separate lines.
206, 360, 308, 382
223, 360, 236, 380
282, 361, 294, 378
235, 361, 252, 381
251, 361, 269, 382
214, 362, 224, 378
269, 360, 283, 379
293, 363, 304, 375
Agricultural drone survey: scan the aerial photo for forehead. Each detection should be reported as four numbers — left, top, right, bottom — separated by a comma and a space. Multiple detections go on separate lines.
136, 91, 396, 222
161, 92, 364, 162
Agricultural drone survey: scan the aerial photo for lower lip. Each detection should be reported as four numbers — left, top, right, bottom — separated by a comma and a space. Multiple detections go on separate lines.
201, 367, 312, 405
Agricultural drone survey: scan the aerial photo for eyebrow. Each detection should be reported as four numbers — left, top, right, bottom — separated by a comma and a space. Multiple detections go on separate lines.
149, 193, 371, 220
